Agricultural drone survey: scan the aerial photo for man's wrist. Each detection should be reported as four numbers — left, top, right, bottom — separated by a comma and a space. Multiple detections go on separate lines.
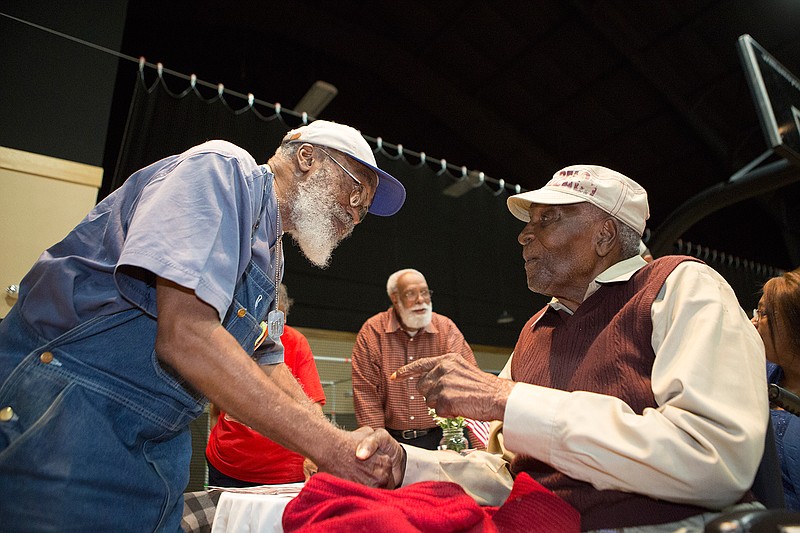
491, 380, 515, 420
306, 424, 349, 468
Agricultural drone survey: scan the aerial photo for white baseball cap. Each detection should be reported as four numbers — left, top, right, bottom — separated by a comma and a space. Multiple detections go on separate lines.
507, 164, 650, 235
283, 120, 406, 216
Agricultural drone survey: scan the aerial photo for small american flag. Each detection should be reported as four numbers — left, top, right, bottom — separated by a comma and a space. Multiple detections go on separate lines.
464, 418, 491, 448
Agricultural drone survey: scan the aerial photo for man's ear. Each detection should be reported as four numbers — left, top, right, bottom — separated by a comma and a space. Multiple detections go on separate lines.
595, 218, 618, 257
296, 143, 315, 172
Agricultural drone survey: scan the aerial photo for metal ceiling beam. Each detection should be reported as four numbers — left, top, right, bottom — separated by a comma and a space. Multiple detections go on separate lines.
647, 157, 800, 257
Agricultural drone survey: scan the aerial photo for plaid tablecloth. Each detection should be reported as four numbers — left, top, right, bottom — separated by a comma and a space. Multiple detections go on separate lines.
182, 490, 221, 533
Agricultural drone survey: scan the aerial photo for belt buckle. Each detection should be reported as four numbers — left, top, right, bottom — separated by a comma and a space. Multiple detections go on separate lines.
401, 429, 429, 439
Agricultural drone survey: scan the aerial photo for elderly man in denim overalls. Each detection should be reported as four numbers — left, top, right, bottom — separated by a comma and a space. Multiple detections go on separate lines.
0, 120, 406, 531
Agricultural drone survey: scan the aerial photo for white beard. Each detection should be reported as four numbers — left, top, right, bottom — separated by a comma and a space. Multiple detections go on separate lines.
398, 301, 433, 330
287, 168, 354, 268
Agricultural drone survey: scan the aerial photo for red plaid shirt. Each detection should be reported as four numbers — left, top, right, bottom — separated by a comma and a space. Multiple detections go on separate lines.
352, 307, 478, 430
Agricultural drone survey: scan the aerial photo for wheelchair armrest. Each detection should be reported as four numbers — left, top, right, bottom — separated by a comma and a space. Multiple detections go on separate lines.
704, 509, 800, 532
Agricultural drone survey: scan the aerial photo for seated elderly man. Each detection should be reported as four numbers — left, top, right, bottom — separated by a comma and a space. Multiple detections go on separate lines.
373, 165, 768, 532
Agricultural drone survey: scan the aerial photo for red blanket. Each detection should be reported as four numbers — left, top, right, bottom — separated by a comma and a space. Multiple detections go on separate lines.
282, 472, 579, 533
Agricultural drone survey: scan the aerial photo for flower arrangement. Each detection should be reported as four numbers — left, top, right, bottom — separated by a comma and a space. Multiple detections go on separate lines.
428, 408, 467, 452
428, 408, 465, 430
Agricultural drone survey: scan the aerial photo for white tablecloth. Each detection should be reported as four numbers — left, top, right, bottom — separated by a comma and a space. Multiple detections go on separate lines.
211, 488, 301, 533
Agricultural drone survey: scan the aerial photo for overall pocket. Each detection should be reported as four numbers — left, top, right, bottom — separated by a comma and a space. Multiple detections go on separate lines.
0, 354, 72, 454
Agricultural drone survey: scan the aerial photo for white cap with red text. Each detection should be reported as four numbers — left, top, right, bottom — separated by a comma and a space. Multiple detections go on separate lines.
507, 164, 649, 235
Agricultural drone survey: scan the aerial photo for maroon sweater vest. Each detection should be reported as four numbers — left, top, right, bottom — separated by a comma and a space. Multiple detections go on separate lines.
510, 256, 708, 530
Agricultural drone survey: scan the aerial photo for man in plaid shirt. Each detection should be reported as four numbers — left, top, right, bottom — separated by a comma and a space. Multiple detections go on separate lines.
351, 268, 479, 450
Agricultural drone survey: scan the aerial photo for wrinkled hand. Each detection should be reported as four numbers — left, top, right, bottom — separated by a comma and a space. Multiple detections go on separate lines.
314, 427, 400, 489
353, 427, 406, 487
391, 352, 514, 421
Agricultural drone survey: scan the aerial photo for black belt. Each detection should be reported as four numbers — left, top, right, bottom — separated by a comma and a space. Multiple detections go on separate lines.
388, 428, 437, 440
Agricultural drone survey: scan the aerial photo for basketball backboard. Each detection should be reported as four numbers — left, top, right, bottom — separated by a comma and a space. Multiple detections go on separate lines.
738, 34, 800, 166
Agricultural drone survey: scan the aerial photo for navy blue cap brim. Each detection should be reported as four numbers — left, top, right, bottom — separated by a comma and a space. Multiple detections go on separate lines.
349, 155, 406, 216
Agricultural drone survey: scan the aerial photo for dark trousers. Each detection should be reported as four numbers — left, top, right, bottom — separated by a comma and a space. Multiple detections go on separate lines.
205, 455, 260, 488
387, 426, 443, 450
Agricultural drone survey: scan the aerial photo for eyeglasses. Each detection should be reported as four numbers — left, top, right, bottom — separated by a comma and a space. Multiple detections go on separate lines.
399, 289, 433, 302
753, 308, 768, 322
319, 148, 370, 218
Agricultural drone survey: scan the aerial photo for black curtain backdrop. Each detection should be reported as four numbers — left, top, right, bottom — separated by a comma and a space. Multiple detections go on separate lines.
111, 72, 539, 348
111, 71, 782, 348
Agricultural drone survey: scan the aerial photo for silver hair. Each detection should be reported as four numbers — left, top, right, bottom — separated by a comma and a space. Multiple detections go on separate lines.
585, 204, 642, 259
278, 141, 301, 159
386, 268, 426, 298
617, 221, 643, 259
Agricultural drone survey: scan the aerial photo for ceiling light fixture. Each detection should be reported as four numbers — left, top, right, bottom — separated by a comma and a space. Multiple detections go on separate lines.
293, 80, 338, 117
442, 169, 485, 197
496, 309, 514, 324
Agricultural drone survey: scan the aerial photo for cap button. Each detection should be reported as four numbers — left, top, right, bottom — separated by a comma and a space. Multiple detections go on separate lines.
237, 308, 247, 318
0, 406, 14, 422
39, 351, 54, 364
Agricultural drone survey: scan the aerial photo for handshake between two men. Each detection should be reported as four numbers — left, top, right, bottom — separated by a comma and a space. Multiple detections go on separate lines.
341, 353, 512, 488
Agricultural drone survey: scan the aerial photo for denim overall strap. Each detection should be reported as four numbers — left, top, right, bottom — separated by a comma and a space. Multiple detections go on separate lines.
221, 257, 277, 356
